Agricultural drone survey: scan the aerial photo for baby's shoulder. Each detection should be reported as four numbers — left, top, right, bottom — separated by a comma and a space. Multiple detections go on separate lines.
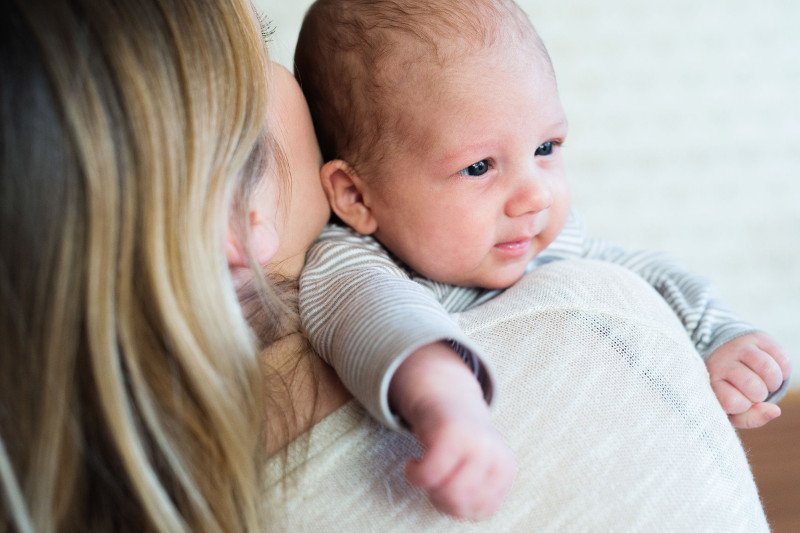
304, 223, 402, 276
310, 223, 387, 257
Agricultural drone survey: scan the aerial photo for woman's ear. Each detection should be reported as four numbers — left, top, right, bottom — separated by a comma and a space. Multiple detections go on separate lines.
320, 160, 378, 235
226, 210, 280, 268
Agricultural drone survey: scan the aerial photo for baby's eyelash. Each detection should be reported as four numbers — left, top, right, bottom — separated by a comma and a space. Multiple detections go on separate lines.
255, 11, 276, 44
539, 139, 566, 156
456, 158, 494, 178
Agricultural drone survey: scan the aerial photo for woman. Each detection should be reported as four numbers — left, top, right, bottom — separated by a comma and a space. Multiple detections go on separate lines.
0, 1, 769, 531
0, 0, 280, 530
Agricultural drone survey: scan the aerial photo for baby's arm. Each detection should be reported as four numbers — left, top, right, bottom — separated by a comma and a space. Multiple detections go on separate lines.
300, 224, 494, 428
542, 213, 791, 425
391, 342, 516, 519
300, 225, 515, 518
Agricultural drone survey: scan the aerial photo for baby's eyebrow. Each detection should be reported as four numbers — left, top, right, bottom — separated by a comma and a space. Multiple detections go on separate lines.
435, 141, 495, 169
432, 116, 570, 170
547, 119, 569, 133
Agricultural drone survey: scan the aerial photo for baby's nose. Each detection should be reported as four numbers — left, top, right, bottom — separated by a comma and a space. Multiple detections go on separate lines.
504, 174, 552, 218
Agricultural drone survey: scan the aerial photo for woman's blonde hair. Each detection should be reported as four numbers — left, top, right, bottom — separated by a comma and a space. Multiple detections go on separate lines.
0, 0, 280, 530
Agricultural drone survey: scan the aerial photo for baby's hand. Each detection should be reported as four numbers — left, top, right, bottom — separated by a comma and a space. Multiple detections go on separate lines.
405, 396, 517, 521
706, 332, 791, 429
390, 342, 516, 520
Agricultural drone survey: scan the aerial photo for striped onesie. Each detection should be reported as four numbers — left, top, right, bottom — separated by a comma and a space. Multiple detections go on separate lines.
299, 212, 759, 430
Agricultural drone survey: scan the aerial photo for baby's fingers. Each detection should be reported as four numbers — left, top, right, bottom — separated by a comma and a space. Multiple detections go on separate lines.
406, 441, 462, 490
729, 402, 781, 429
711, 379, 753, 415
740, 342, 786, 393
716, 364, 769, 404
428, 459, 513, 520
753, 334, 792, 381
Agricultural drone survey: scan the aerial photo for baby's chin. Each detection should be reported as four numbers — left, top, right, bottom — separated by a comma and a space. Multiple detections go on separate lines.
411, 254, 530, 289
474, 272, 527, 290
445, 267, 528, 290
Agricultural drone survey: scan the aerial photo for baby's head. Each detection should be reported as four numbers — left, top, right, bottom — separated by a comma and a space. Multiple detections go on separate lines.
295, 0, 571, 289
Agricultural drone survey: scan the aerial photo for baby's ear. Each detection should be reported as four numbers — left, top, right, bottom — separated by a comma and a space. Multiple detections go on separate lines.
320, 160, 378, 235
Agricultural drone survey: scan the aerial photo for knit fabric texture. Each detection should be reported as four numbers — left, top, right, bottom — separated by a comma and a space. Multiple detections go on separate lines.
266, 259, 767, 531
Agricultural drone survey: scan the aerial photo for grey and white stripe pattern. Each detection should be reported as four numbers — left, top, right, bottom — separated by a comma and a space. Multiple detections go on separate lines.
299, 211, 757, 430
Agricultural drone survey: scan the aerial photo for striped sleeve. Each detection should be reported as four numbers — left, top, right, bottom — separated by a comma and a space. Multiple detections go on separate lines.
540, 212, 758, 360
299, 224, 495, 431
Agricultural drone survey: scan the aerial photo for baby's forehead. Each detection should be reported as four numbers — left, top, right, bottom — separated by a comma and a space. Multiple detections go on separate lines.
362, 0, 545, 81
378, 34, 552, 114
372, 44, 558, 162
295, 0, 553, 171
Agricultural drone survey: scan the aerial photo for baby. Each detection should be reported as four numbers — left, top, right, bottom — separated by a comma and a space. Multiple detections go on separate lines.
294, 0, 791, 520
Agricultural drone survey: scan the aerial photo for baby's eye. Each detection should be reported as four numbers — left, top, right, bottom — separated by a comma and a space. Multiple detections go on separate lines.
457, 159, 491, 177
535, 141, 556, 157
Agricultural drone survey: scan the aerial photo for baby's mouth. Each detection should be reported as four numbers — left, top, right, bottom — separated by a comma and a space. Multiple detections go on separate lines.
494, 238, 531, 257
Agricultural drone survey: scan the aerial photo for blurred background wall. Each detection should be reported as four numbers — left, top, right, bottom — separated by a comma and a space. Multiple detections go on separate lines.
258, 0, 800, 386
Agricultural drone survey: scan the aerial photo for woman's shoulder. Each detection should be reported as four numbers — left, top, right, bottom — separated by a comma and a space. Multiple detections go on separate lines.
261, 332, 352, 456
265, 259, 767, 532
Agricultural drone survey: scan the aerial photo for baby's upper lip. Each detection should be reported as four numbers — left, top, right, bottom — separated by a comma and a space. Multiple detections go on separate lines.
497, 215, 548, 246
495, 235, 532, 246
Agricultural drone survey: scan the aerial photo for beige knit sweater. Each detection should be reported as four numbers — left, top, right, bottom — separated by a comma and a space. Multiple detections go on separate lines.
266, 260, 767, 532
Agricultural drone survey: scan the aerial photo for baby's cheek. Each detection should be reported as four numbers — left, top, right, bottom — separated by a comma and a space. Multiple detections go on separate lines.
551, 200, 572, 239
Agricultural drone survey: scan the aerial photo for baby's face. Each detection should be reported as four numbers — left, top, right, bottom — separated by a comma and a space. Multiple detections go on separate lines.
364, 46, 570, 289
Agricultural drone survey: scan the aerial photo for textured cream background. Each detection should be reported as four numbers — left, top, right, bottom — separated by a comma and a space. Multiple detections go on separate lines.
257, 0, 800, 385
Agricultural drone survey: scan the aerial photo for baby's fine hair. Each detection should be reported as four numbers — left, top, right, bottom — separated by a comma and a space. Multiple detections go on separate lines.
294, 0, 549, 175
